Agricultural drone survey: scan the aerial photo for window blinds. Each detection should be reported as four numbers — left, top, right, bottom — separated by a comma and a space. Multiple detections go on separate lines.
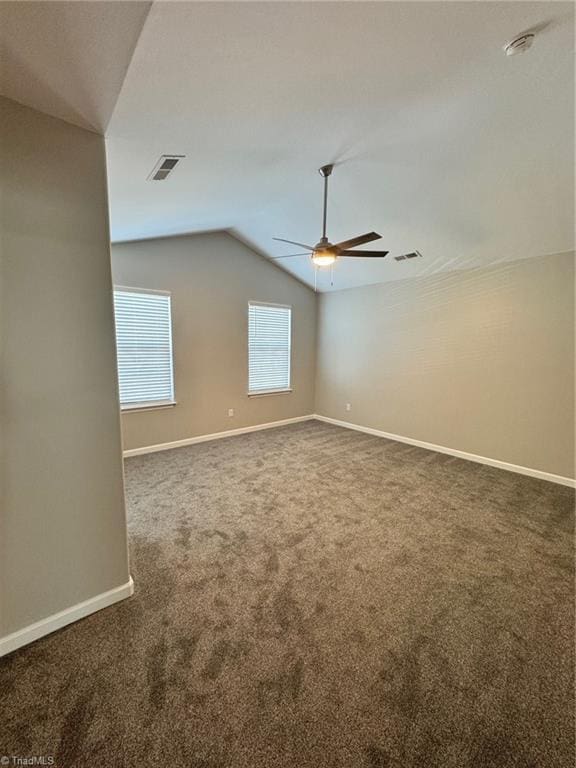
248, 303, 292, 394
113, 288, 174, 409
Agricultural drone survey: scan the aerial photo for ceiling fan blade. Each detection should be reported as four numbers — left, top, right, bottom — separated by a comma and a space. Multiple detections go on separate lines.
334, 232, 381, 250
273, 237, 315, 251
271, 253, 310, 259
339, 250, 389, 258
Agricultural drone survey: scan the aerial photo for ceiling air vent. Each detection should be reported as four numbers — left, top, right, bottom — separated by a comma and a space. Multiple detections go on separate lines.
148, 155, 185, 181
394, 250, 422, 261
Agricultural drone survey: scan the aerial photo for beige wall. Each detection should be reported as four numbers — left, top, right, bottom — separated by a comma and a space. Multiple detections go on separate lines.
315, 252, 575, 479
111, 233, 316, 450
0, 98, 129, 638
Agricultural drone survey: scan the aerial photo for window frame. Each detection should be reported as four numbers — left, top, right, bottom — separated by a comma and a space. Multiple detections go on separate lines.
247, 301, 293, 397
113, 285, 176, 412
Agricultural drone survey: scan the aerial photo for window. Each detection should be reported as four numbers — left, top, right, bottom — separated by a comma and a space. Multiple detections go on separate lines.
113, 287, 175, 410
248, 302, 292, 395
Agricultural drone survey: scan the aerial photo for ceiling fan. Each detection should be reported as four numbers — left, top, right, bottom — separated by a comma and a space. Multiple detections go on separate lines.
272, 164, 389, 267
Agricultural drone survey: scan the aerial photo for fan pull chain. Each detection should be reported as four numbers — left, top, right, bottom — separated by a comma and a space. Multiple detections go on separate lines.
314, 264, 318, 292
330, 262, 334, 287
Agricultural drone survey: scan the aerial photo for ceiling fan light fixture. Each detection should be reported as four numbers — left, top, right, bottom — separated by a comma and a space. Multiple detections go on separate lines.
272, 165, 388, 275
312, 250, 336, 267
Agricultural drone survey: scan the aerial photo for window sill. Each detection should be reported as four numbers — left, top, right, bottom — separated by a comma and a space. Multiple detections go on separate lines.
247, 389, 293, 398
121, 401, 177, 413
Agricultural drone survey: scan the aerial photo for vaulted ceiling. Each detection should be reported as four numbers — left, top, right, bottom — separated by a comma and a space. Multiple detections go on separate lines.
2, 1, 574, 291
0, 1, 151, 133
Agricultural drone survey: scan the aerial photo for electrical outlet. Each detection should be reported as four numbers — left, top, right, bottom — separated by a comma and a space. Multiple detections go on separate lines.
228, 408, 234, 417
345, 403, 351, 412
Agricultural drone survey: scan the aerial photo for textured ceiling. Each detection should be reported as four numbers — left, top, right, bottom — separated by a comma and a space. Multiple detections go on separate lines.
2, 1, 573, 291
106, 1, 574, 291
0, 0, 151, 132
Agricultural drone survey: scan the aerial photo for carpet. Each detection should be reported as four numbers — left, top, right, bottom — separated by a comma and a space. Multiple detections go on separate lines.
1, 420, 574, 767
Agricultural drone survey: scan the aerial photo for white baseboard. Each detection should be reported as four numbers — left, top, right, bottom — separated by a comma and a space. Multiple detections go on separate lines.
123, 412, 574, 487
5, 416, 567, 656
123, 415, 316, 457
313, 414, 575, 488
0, 577, 134, 658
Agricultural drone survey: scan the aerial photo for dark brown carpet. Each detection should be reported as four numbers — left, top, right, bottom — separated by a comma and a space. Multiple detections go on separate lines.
1, 420, 574, 767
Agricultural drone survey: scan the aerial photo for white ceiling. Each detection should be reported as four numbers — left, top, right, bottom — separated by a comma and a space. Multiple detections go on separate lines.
0, 1, 151, 132
2, 2, 574, 291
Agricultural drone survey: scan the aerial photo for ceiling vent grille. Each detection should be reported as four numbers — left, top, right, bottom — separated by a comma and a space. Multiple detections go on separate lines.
148, 155, 185, 181
394, 250, 423, 261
